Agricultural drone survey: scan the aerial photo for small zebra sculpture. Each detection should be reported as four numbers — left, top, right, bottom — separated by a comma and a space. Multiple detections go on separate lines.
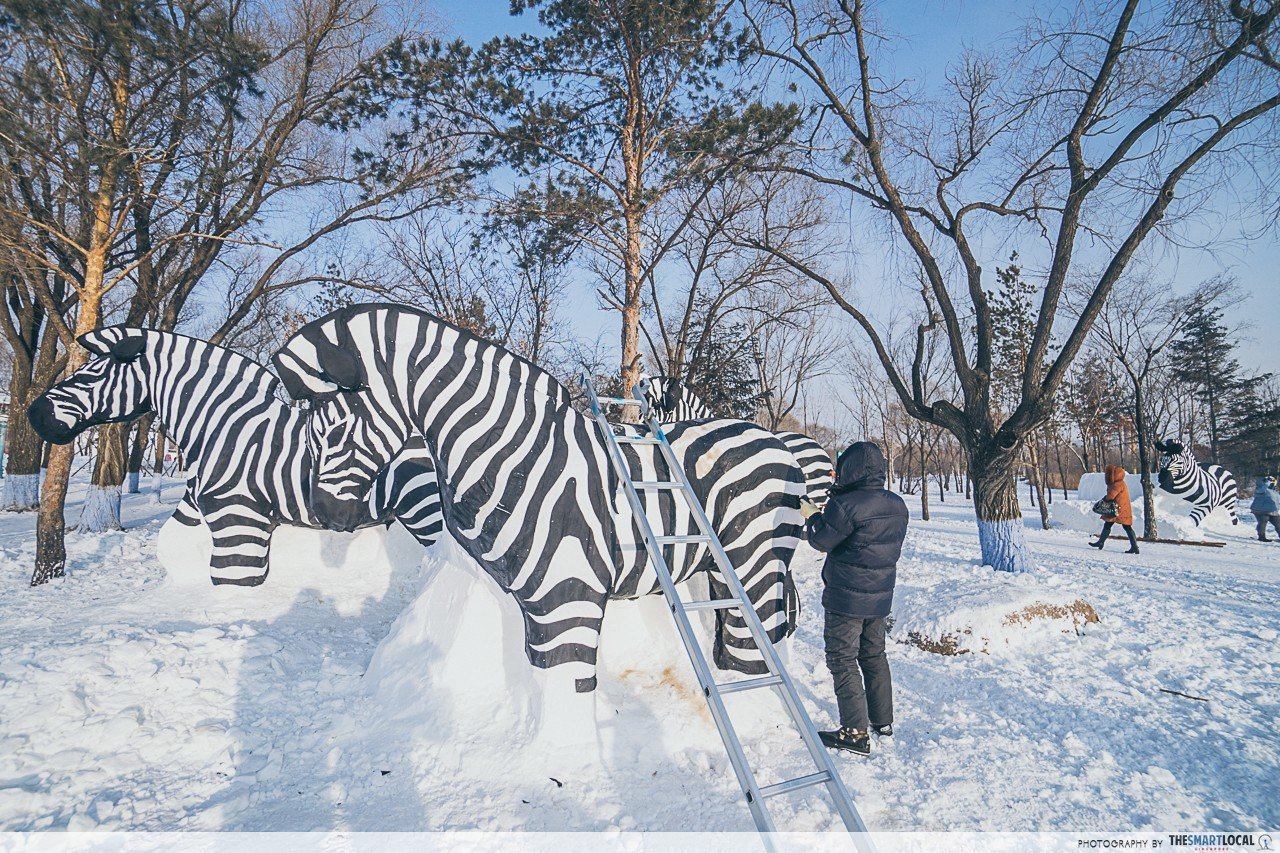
29, 328, 444, 585
639, 374, 834, 505
271, 304, 807, 694
1153, 438, 1239, 527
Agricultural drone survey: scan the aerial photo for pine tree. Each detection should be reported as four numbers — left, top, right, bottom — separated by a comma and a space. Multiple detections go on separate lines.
1169, 306, 1247, 463
683, 316, 768, 419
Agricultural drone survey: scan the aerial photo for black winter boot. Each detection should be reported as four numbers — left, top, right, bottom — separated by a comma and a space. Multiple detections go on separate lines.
819, 727, 871, 755
872, 724, 893, 737
1125, 545, 1140, 554
1089, 539, 1105, 549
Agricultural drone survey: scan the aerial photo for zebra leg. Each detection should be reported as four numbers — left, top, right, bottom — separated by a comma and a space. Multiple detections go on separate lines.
170, 479, 202, 527
1189, 504, 1208, 527
519, 590, 607, 752
200, 499, 276, 586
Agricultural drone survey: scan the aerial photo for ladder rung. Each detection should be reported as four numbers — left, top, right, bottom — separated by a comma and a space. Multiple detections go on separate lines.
600, 397, 643, 408
716, 674, 783, 694
654, 534, 710, 545
616, 434, 662, 444
683, 598, 741, 611
759, 771, 832, 799
632, 480, 684, 490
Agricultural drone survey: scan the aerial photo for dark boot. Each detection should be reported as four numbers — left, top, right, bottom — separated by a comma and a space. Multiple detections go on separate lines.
819, 727, 871, 755
872, 724, 893, 737
1089, 539, 1105, 549
1125, 545, 1140, 554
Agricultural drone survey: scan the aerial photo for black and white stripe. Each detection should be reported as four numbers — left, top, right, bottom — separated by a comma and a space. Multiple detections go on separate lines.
1154, 438, 1240, 526
30, 328, 444, 584
272, 305, 806, 690
639, 374, 834, 505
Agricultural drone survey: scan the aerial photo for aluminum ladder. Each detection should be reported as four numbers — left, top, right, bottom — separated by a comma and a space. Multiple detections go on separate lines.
583, 378, 873, 846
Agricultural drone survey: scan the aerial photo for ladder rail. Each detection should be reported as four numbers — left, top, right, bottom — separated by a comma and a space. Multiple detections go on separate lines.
649, 432, 871, 836
586, 382, 873, 846
586, 388, 777, 831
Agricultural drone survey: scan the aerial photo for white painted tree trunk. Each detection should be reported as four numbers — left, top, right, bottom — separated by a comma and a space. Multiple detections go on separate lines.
77, 484, 123, 532
976, 518, 1031, 574
149, 473, 165, 505
2, 474, 41, 511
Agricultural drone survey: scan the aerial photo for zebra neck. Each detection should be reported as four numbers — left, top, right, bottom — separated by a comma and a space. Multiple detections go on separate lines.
143, 340, 285, 466
400, 339, 584, 490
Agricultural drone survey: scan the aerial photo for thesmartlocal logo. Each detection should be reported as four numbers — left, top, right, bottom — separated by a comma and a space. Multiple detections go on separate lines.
1167, 834, 1265, 850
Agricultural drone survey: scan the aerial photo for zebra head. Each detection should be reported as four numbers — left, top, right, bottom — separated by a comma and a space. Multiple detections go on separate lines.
28, 329, 151, 445
637, 374, 710, 422
1154, 438, 1189, 475
273, 316, 412, 532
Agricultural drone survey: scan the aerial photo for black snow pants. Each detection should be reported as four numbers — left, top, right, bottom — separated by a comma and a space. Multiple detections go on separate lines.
824, 610, 893, 732
1098, 521, 1138, 549
1255, 512, 1280, 540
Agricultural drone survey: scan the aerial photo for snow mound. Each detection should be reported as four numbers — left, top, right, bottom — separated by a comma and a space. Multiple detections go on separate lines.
892, 563, 1099, 656
359, 534, 790, 767
156, 514, 424, 593
1053, 472, 1238, 541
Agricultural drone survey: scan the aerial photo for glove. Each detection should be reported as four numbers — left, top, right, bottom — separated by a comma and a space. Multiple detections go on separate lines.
799, 498, 821, 520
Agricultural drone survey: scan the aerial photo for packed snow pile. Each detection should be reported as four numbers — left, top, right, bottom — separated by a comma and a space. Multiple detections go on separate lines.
1051, 472, 1235, 541
891, 560, 1098, 656
358, 534, 790, 766
156, 513, 424, 590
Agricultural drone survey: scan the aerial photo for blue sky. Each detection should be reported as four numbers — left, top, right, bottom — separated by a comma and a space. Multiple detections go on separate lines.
425, 0, 1279, 379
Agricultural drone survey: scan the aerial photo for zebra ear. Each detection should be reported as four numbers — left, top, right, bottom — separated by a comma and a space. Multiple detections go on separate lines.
661, 380, 679, 412
314, 337, 364, 392
273, 319, 365, 399
77, 329, 144, 362
1154, 439, 1169, 453
108, 335, 146, 363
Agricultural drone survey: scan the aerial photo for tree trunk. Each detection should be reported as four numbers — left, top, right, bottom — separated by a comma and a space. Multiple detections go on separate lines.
126, 414, 152, 494
919, 433, 930, 521
3, 368, 44, 511
618, 206, 644, 422
970, 446, 1031, 573
80, 423, 129, 532
33, 290, 104, 584
1133, 381, 1158, 541
150, 425, 167, 503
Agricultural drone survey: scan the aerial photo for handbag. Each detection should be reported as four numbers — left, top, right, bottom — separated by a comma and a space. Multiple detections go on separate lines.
1091, 498, 1118, 517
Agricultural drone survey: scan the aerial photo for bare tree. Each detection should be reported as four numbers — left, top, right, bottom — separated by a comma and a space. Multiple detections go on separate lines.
744, 0, 1280, 570
1, 0, 467, 582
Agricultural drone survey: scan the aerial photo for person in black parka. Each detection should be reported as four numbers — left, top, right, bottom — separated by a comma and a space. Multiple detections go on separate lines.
801, 440, 909, 756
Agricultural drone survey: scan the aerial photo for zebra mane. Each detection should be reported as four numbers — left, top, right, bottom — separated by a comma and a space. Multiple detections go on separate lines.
278, 303, 575, 410
93, 326, 285, 398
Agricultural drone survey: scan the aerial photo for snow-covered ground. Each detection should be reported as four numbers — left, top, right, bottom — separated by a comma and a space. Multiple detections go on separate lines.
0, 478, 1276, 833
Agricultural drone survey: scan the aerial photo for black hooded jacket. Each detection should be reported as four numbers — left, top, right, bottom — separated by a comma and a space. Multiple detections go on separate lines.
806, 442, 909, 618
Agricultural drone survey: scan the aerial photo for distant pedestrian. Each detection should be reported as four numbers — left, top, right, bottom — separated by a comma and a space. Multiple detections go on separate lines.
1250, 476, 1280, 542
1090, 465, 1139, 554
800, 441, 908, 757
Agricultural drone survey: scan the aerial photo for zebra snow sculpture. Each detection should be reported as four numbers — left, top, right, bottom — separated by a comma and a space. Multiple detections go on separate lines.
271, 304, 807, 693
28, 328, 444, 585
640, 374, 834, 505
1153, 438, 1239, 526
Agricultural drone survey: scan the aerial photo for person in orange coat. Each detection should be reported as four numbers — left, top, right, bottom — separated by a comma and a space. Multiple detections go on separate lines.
1090, 465, 1139, 554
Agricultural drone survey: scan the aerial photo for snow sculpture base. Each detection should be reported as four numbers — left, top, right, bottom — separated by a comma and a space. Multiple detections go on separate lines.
361, 534, 792, 768
155, 513, 423, 590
